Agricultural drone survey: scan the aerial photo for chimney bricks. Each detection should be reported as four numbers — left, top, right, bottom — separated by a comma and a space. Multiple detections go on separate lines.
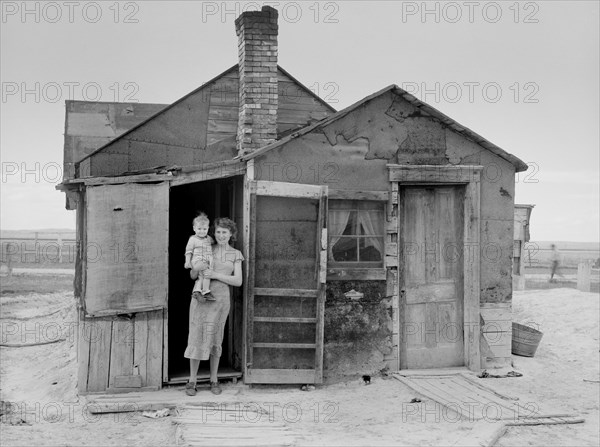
235, 6, 278, 157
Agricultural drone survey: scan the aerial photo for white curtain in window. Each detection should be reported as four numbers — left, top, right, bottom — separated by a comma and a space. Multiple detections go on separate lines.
358, 210, 384, 256
328, 209, 351, 260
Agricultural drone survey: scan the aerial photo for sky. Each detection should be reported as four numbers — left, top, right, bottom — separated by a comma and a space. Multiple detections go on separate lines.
1, 0, 598, 241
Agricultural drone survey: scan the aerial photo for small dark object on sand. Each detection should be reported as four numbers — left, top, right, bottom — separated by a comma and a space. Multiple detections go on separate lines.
362, 375, 371, 384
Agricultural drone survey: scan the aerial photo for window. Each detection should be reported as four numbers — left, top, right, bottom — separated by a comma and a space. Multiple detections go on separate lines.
328, 200, 385, 268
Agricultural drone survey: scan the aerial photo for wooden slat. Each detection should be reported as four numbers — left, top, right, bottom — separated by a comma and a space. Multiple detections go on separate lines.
388, 164, 483, 183
67, 172, 173, 186
77, 312, 92, 393
103, 386, 160, 395
459, 373, 519, 401
315, 190, 327, 384
80, 191, 88, 309
507, 416, 585, 426
133, 311, 148, 386
112, 375, 142, 388
146, 310, 163, 387
253, 287, 318, 297
255, 180, 323, 198
169, 161, 246, 186
88, 306, 165, 317
87, 318, 112, 392
327, 268, 386, 280
464, 178, 481, 371
482, 331, 511, 358
398, 186, 407, 369
246, 368, 316, 384
253, 317, 317, 323
481, 303, 512, 333
386, 216, 398, 233
386, 268, 400, 371
328, 189, 388, 201
253, 343, 316, 349
246, 185, 257, 370
162, 306, 169, 383
241, 171, 252, 378
89, 401, 176, 413
109, 318, 134, 389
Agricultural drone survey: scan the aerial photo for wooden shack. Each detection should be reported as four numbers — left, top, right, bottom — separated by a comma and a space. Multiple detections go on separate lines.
513, 204, 535, 290
58, 6, 528, 393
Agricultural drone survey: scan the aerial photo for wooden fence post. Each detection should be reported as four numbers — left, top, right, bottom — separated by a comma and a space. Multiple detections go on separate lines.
57, 234, 63, 264
577, 261, 591, 292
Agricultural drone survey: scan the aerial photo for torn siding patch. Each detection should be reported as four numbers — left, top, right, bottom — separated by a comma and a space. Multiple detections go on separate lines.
385, 97, 418, 123
499, 187, 512, 198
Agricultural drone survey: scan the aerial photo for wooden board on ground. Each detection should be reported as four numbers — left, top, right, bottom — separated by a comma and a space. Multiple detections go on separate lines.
393, 372, 560, 421
393, 372, 583, 427
175, 405, 297, 446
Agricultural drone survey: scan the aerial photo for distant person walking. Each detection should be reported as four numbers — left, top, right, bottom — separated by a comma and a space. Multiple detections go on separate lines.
550, 244, 561, 282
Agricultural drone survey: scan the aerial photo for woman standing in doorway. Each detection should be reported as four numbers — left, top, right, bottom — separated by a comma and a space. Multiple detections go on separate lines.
184, 217, 243, 396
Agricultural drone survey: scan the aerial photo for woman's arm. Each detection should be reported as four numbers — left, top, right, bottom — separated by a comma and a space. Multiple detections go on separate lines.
204, 261, 243, 287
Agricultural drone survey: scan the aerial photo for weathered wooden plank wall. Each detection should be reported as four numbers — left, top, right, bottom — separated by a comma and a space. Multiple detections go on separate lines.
64, 101, 167, 179
79, 68, 333, 178
480, 303, 512, 367
78, 310, 164, 393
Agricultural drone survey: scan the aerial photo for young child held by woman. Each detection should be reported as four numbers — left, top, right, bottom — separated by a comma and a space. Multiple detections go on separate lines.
184, 213, 215, 300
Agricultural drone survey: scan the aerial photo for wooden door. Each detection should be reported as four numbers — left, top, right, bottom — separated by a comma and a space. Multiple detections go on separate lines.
400, 186, 465, 369
245, 181, 327, 384
85, 183, 169, 316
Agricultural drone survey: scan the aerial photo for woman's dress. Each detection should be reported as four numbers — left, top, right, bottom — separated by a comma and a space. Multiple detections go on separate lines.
184, 246, 243, 360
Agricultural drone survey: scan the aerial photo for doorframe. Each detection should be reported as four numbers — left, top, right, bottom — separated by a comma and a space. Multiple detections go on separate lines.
388, 164, 482, 372
241, 165, 328, 383
161, 162, 246, 384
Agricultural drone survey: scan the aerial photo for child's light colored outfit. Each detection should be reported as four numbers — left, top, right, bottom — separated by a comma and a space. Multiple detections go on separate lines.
185, 235, 214, 292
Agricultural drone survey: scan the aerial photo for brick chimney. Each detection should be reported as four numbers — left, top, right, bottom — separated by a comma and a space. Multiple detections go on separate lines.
235, 6, 278, 157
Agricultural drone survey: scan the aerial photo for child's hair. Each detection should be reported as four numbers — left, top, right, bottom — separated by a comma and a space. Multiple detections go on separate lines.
193, 212, 210, 226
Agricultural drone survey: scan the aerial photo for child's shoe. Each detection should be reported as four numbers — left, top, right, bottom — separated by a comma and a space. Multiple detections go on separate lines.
203, 290, 215, 301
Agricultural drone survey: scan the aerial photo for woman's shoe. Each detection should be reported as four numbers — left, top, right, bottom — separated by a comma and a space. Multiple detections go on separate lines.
210, 381, 222, 395
185, 382, 197, 396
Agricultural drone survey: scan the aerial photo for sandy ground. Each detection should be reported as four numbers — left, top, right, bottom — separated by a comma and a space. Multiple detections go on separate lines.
9, 268, 76, 275
1, 288, 598, 446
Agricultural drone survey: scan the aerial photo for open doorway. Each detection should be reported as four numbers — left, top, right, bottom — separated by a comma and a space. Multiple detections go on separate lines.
167, 176, 244, 383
